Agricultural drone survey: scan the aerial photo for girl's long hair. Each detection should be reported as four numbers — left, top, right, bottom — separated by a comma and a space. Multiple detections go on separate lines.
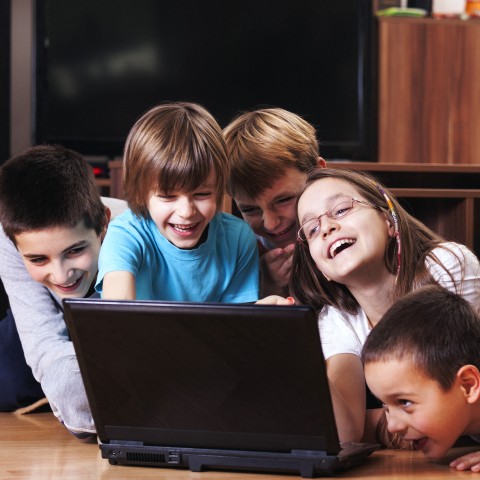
290, 168, 456, 314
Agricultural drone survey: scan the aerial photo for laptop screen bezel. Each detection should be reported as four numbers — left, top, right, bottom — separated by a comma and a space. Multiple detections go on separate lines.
63, 298, 341, 455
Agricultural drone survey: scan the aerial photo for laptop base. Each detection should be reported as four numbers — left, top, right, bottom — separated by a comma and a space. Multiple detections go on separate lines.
101, 442, 375, 478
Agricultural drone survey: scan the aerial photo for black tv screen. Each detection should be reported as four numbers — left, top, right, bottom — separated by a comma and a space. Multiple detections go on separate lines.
35, 0, 376, 161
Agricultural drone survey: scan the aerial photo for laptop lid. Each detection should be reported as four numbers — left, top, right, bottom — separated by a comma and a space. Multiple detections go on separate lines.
63, 299, 341, 454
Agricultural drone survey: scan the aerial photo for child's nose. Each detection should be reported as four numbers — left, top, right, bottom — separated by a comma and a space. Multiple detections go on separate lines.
320, 215, 339, 239
177, 196, 196, 218
386, 412, 408, 436
49, 262, 72, 285
262, 210, 281, 231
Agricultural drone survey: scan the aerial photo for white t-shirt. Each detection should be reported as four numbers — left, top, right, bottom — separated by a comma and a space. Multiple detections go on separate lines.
319, 242, 480, 360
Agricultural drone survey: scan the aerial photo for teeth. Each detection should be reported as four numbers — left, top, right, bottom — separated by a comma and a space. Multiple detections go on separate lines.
60, 280, 77, 287
174, 224, 195, 231
329, 239, 355, 258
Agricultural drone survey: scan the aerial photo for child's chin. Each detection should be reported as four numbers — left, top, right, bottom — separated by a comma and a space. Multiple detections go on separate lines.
423, 446, 450, 462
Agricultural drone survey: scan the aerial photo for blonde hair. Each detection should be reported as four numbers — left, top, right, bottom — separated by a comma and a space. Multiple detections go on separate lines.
223, 107, 320, 199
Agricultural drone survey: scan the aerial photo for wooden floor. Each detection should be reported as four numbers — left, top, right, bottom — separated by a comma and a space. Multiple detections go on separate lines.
0, 411, 476, 479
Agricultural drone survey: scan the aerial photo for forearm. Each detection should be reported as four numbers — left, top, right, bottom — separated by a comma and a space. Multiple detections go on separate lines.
42, 355, 95, 434
326, 354, 366, 443
0, 228, 94, 432
0, 228, 72, 382
329, 378, 365, 442
101, 270, 136, 299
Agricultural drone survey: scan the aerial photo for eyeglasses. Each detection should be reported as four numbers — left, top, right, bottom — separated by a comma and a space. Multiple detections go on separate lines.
297, 197, 378, 242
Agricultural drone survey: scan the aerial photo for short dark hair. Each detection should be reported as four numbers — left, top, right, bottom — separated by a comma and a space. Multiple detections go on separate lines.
0, 145, 107, 244
362, 285, 480, 391
123, 102, 229, 217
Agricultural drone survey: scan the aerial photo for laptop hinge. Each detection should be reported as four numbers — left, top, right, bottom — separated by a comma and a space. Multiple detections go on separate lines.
109, 440, 143, 446
291, 450, 328, 456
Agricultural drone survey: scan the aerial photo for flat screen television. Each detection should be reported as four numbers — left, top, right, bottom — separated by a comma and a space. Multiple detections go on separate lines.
35, 0, 376, 161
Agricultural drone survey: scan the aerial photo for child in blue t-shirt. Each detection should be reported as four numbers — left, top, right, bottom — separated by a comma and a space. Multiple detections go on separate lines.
96, 102, 259, 302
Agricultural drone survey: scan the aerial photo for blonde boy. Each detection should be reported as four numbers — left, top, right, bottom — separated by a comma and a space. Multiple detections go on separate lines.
224, 107, 325, 296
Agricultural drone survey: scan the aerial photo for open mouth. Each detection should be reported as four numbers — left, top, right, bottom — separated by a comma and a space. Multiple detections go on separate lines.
412, 437, 428, 451
329, 238, 356, 258
171, 223, 199, 234
266, 223, 295, 238
56, 276, 82, 292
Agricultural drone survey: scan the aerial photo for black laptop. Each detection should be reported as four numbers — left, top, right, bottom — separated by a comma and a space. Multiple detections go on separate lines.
63, 298, 377, 478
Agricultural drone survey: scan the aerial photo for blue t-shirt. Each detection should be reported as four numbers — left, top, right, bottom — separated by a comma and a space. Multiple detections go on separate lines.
96, 210, 259, 302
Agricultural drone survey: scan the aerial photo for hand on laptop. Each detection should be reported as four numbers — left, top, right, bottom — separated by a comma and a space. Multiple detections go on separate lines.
256, 295, 295, 306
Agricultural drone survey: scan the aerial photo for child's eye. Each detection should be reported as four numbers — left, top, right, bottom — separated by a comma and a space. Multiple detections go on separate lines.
274, 196, 296, 207
307, 223, 321, 239
29, 257, 47, 266
194, 191, 213, 199
157, 194, 176, 201
398, 399, 413, 408
239, 206, 261, 216
67, 246, 87, 257
331, 202, 353, 218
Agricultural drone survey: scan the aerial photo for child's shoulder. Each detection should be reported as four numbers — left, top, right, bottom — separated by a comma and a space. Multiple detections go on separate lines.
429, 242, 477, 269
100, 196, 128, 220
213, 212, 257, 247
108, 207, 138, 226
216, 211, 255, 231
217, 210, 245, 223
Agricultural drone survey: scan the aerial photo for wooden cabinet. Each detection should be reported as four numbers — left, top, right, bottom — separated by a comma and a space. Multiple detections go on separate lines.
378, 17, 480, 165
331, 162, 480, 255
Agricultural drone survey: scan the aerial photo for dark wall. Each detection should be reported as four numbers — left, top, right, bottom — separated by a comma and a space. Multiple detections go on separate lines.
0, 0, 10, 164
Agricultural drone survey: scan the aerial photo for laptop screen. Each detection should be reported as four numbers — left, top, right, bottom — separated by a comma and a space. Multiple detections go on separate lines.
63, 299, 340, 454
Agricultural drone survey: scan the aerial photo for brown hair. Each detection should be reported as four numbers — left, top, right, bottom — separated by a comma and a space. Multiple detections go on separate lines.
290, 168, 460, 314
362, 285, 480, 391
223, 107, 320, 199
123, 102, 229, 217
0, 145, 107, 244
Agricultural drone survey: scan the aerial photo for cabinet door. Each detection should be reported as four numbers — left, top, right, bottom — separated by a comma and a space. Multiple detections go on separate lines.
378, 18, 480, 165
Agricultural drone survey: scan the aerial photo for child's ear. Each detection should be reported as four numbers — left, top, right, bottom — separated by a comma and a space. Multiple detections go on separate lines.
317, 157, 327, 168
383, 213, 395, 237
457, 365, 480, 404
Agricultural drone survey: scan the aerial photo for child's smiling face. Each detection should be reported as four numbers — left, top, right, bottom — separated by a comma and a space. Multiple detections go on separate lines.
297, 177, 393, 286
147, 177, 218, 250
365, 359, 474, 461
234, 167, 307, 249
15, 220, 104, 299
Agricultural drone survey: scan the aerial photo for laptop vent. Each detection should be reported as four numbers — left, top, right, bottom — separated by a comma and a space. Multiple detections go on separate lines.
126, 452, 166, 464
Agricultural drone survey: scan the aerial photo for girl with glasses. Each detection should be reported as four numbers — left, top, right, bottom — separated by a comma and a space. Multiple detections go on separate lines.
291, 168, 480, 447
